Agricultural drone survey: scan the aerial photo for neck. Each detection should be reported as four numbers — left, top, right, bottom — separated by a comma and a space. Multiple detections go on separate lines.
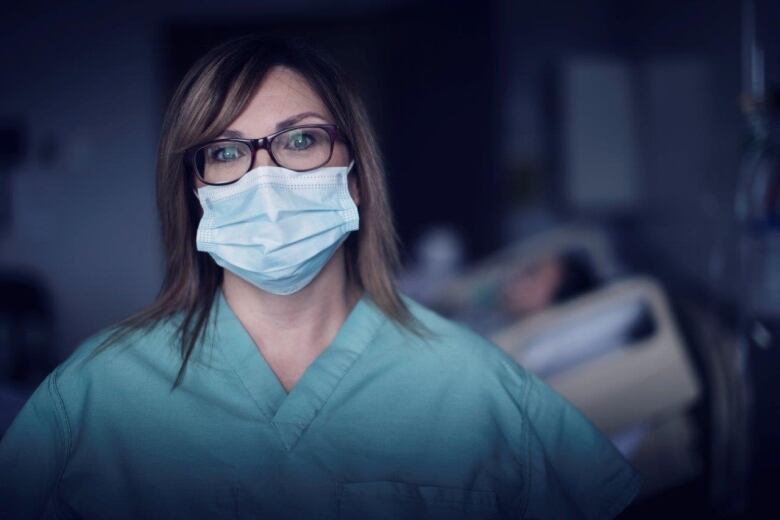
221, 247, 361, 356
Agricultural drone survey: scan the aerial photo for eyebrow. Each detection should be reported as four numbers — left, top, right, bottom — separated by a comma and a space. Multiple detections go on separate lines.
218, 111, 329, 138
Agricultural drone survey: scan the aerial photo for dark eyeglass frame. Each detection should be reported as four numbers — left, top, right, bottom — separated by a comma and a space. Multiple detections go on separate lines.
185, 123, 350, 186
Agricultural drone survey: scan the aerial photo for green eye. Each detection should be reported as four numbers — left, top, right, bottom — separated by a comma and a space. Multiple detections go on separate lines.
269, 126, 333, 171
285, 132, 315, 151
211, 145, 244, 162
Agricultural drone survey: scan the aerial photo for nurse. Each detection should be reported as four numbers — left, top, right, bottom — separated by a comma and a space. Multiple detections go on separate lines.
0, 36, 640, 519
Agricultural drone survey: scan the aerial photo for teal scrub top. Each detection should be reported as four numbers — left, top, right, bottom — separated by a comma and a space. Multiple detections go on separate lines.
0, 291, 641, 519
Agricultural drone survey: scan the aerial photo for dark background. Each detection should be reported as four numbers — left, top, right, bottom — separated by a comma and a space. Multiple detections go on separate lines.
3, 0, 777, 351
2, 0, 779, 517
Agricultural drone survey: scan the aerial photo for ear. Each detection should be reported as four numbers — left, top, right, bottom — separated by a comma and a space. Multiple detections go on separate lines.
348, 170, 361, 206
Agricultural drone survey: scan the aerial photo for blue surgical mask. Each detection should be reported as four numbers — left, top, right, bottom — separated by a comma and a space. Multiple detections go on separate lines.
195, 161, 358, 295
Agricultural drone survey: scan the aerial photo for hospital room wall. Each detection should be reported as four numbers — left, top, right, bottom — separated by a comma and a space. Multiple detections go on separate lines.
612, 0, 746, 305
614, 0, 780, 305
0, 5, 164, 359
496, 0, 779, 306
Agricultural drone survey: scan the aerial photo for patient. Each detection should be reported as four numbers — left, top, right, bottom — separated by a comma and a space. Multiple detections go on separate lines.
501, 251, 598, 319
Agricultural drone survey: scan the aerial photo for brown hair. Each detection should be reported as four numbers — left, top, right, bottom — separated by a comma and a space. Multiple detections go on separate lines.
89, 35, 423, 388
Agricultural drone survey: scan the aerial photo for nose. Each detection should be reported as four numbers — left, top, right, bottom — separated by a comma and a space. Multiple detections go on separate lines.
252, 148, 275, 167
250, 139, 277, 168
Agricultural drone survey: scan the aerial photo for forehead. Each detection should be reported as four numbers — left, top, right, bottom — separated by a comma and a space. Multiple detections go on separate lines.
228, 66, 331, 135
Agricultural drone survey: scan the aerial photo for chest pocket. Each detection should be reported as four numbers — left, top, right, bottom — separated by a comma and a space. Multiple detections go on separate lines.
336, 481, 499, 520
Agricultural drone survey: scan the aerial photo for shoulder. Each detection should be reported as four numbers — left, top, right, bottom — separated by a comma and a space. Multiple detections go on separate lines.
371, 294, 538, 418
395, 294, 507, 356
389, 295, 641, 518
388, 293, 531, 383
48, 317, 188, 421
58, 318, 183, 377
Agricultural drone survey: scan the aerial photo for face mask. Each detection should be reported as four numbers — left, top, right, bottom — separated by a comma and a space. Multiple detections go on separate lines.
195, 161, 359, 295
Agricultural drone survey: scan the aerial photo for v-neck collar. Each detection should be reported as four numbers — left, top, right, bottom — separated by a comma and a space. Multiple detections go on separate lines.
211, 288, 386, 451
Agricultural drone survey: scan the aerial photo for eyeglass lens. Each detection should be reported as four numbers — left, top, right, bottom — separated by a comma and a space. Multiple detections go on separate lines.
195, 126, 334, 184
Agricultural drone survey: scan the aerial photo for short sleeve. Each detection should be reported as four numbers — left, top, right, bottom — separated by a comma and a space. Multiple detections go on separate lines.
0, 370, 70, 519
520, 370, 641, 519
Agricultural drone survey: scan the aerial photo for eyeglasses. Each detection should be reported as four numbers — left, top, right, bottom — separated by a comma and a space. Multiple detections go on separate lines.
186, 124, 348, 186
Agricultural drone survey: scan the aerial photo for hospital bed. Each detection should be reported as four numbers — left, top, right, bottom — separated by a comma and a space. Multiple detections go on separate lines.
427, 224, 718, 502
492, 277, 702, 497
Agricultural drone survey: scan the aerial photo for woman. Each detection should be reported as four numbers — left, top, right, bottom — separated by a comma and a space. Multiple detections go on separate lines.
0, 35, 640, 519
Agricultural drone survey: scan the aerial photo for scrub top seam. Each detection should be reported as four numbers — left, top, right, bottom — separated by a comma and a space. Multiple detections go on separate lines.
49, 368, 72, 477
272, 307, 390, 452
519, 370, 532, 519
207, 300, 278, 421
211, 353, 277, 421
599, 469, 642, 518
346, 306, 394, 367
523, 374, 585, 518
270, 421, 298, 452
50, 368, 74, 520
